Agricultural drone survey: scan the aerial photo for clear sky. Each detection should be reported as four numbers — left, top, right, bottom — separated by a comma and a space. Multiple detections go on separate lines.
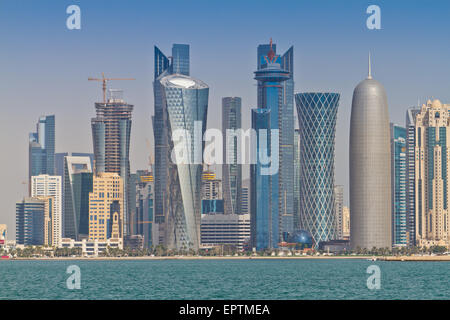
1, 0, 450, 238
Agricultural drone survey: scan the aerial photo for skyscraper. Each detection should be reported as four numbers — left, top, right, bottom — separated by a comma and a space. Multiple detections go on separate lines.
293, 128, 301, 230
16, 198, 47, 246
414, 99, 450, 248
390, 123, 407, 247
222, 97, 242, 215
349, 56, 392, 249
31, 174, 62, 246
251, 40, 291, 250
91, 89, 133, 236
202, 168, 222, 200
334, 185, 344, 240
295, 92, 340, 247
153, 44, 208, 250
256, 39, 294, 238
63, 156, 93, 240
406, 107, 420, 246
134, 170, 154, 248
29, 115, 55, 193
88, 172, 124, 241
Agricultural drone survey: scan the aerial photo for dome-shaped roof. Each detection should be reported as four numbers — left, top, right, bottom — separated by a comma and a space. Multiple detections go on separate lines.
288, 230, 314, 246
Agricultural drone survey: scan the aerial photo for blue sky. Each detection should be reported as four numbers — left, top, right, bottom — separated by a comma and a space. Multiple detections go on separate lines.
1, 0, 450, 236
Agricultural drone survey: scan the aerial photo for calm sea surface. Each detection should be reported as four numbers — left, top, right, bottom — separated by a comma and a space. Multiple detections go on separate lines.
0, 259, 448, 300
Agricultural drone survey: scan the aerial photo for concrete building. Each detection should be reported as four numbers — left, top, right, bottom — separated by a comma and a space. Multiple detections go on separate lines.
201, 213, 250, 251
60, 238, 122, 256
88, 172, 124, 242
334, 185, 344, 240
31, 175, 62, 246
202, 169, 222, 200
414, 99, 450, 248
349, 55, 392, 249
343, 206, 350, 240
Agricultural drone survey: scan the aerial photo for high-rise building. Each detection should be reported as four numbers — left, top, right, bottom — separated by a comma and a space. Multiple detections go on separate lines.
88, 172, 124, 242
201, 213, 250, 251
29, 115, 55, 193
295, 93, 340, 247
63, 156, 93, 241
91, 90, 133, 237
294, 129, 301, 230
134, 170, 155, 248
251, 40, 291, 250
406, 107, 420, 246
202, 169, 222, 200
240, 185, 249, 215
414, 99, 450, 248
349, 56, 392, 249
334, 185, 344, 240
390, 123, 408, 247
343, 206, 350, 239
153, 43, 208, 250
31, 175, 62, 246
16, 197, 52, 246
256, 39, 294, 239
222, 97, 242, 215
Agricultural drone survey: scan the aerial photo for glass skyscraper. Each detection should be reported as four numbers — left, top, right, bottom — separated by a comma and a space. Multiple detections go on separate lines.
16, 198, 47, 246
91, 90, 133, 236
390, 123, 407, 247
29, 115, 55, 192
222, 97, 242, 215
295, 92, 340, 248
251, 40, 291, 250
153, 44, 208, 250
256, 40, 294, 239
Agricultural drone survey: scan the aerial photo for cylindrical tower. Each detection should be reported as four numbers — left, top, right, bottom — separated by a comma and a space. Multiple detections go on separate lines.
349, 57, 392, 249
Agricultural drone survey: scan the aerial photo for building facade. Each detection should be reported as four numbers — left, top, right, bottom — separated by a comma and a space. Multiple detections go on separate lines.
88, 172, 124, 242
201, 213, 250, 251
31, 175, 62, 246
390, 123, 408, 247
134, 170, 155, 248
294, 128, 301, 231
414, 99, 450, 248
202, 169, 222, 200
295, 92, 340, 247
343, 206, 350, 239
63, 156, 93, 240
16, 197, 52, 246
222, 97, 242, 215
349, 59, 392, 249
334, 185, 344, 240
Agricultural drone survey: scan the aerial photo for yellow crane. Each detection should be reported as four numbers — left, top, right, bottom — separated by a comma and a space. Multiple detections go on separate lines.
88, 72, 135, 104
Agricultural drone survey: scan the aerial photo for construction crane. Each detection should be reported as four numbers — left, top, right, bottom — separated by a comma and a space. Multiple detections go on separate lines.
88, 72, 135, 104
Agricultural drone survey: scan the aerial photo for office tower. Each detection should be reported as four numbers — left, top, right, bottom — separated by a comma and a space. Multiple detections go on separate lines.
29, 115, 55, 192
256, 39, 294, 239
222, 97, 242, 215
202, 168, 222, 200
153, 46, 208, 251
406, 107, 420, 246
201, 213, 251, 251
349, 56, 391, 249
295, 93, 340, 247
134, 170, 154, 248
31, 175, 62, 246
251, 40, 291, 250
88, 172, 124, 241
171, 44, 190, 75
16, 197, 52, 246
343, 206, 350, 239
250, 108, 273, 250
91, 89, 133, 237
240, 186, 249, 215
334, 185, 344, 240
293, 129, 301, 230
414, 99, 450, 248
63, 156, 93, 240
390, 124, 408, 247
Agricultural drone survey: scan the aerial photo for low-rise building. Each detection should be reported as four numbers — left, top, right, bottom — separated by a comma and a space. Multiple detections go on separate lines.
201, 213, 250, 250
60, 238, 122, 257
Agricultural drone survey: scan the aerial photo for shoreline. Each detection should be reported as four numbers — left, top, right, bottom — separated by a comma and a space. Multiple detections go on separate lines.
3, 255, 450, 261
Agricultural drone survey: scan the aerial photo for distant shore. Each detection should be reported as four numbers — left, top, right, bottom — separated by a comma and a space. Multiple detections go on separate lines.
4, 255, 450, 261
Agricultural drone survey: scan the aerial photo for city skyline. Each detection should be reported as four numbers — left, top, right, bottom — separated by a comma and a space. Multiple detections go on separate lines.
2, 0, 450, 237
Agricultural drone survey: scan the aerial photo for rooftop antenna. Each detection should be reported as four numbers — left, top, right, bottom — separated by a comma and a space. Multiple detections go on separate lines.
88, 72, 135, 104
367, 52, 372, 80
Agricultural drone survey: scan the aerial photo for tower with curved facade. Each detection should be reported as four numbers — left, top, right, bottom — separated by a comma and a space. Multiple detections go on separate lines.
153, 45, 208, 250
295, 92, 339, 247
349, 57, 391, 249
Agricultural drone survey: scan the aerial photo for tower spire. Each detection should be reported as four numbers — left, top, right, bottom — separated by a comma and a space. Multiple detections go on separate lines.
367, 52, 372, 80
